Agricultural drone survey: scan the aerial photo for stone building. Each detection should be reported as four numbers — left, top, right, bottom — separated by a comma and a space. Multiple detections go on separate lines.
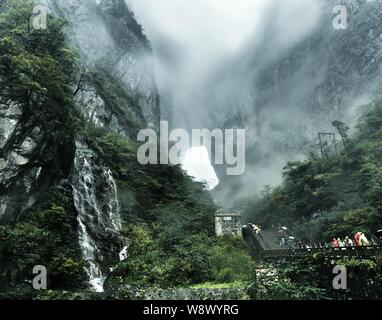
215, 209, 242, 238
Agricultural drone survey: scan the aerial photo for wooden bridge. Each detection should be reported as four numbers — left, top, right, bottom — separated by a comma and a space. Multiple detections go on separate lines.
243, 226, 382, 260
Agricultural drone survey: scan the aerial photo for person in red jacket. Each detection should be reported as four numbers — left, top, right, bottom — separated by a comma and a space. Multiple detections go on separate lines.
354, 232, 361, 246
331, 238, 339, 248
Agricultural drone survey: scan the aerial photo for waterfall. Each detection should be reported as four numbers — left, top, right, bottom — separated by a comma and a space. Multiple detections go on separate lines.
106, 169, 122, 231
77, 218, 105, 292
71, 140, 124, 292
119, 245, 129, 262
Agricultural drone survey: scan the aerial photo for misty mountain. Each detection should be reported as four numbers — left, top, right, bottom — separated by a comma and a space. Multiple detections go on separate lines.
210, 0, 382, 204
128, 0, 382, 205
0, 0, 158, 224
2, 0, 382, 299
0, 0, 218, 295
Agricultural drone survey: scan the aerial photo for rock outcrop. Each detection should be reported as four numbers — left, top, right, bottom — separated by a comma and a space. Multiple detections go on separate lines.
47, 0, 160, 135
0, 0, 159, 224
212, 0, 382, 201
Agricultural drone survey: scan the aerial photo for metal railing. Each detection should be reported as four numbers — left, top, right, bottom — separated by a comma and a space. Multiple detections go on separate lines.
243, 227, 382, 260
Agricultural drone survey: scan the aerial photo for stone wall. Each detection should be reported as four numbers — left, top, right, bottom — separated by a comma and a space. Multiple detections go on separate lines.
215, 210, 242, 238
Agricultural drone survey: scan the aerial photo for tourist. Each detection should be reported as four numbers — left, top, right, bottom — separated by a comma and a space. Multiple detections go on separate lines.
331, 238, 339, 248
354, 232, 361, 246
278, 227, 287, 246
344, 236, 353, 247
287, 236, 295, 249
359, 232, 370, 246
254, 225, 261, 235
255, 224, 265, 241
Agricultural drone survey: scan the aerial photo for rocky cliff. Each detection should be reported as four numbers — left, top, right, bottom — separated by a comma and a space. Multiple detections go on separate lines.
0, 0, 160, 292
47, 0, 160, 134
212, 0, 382, 202
0, 0, 217, 295
0, 0, 159, 225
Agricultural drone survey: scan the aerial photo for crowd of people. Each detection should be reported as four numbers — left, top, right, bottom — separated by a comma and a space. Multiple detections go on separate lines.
248, 223, 261, 235
331, 232, 371, 248
278, 228, 380, 249
247, 224, 382, 250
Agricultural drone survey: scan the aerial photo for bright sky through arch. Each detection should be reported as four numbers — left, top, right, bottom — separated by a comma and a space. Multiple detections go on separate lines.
182, 147, 219, 190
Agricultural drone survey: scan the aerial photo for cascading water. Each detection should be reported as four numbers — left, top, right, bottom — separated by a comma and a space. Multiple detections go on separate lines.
77, 218, 105, 292
71, 140, 125, 292
106, 169, 122, 231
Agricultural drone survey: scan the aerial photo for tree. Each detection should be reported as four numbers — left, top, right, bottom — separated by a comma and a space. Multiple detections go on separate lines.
332, 121, 350, 148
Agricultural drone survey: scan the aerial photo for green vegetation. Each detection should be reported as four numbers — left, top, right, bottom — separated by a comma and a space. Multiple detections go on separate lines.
252, 256, 382, 300
0, 0, 79, 146
190, 281, 246, 289
241, 99, 382, 244
86, 66, 147, 136
0, 187, 87, 298
0, 1, 254, 298
0, 0, 85, 298
104, 229, 254, 295
7, 0, 382, 301
237, 99, 382, 300
87, 131, 254, 290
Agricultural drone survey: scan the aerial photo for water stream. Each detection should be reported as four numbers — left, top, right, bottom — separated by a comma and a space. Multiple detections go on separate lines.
71, 140, 125, 292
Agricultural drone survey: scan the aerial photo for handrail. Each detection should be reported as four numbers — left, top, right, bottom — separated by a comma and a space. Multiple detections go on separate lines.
243, 226, 382, 260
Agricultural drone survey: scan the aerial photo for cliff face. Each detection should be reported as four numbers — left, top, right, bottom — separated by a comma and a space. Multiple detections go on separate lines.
0, 0, 164, 292
0, 101, 70, 224
0, 0, 159, 225
48, 0, 160, 134
212, 0, 382, 202
248, 0, 382, 147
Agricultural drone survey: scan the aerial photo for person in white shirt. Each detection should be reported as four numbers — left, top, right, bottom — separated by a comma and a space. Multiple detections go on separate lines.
344, 236, 353, 247
359, 232, 370, 246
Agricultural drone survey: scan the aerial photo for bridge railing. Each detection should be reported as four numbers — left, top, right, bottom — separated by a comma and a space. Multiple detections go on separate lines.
243, 226, 265, 257
261, 245, 382, 259
243, 226, 382, 259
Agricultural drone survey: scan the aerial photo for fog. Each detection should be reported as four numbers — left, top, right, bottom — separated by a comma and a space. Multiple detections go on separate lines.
128, 0, 325, 201
182, 147, 220, 190
130, 0, 323, 125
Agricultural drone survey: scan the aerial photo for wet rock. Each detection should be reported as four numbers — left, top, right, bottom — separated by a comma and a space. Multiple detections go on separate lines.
71, 139, 124, 292
0, 102, 21, 149
212, 0, 382, 199
75, 85, 127, 136
9, 152, 29, 166
45, 0, 160, 134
